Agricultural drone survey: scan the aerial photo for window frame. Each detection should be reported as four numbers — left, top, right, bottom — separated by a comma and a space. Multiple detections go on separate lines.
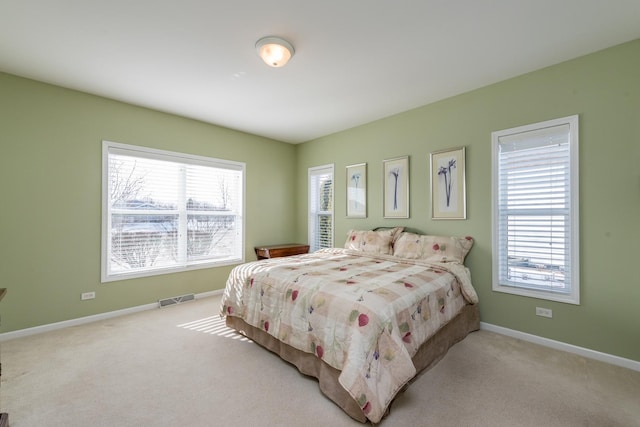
101, 141, 245, 282
491, 115, 580, 304
308, 164, 334, 252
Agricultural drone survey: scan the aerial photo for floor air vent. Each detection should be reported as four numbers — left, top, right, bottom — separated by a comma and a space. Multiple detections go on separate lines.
159, 293, 195, 308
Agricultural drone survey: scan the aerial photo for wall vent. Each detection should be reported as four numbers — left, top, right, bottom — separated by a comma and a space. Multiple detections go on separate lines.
158, 293, 195, 308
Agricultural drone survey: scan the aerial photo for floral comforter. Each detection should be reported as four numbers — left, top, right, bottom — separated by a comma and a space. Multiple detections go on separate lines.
220, 248, 478, 423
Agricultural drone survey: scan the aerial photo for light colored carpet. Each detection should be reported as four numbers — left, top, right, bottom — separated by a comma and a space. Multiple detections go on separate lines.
2, 294, 639, 427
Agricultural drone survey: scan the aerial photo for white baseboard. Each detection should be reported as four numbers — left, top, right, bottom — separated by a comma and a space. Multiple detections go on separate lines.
4, 300, 636, 372
480, 322, 640, 372
0, 289, 223, 342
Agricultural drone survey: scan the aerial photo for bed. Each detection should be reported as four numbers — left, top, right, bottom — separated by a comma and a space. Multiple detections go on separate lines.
220, 228, 479, 423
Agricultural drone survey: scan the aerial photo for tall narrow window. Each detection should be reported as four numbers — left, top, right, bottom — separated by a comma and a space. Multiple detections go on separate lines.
102, 141, 244, 282
308, 164, 334, 252
492, 115, 579, 304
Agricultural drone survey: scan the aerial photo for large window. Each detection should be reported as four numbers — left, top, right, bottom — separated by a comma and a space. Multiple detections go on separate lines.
491, 115, 579, 304
102, 141, 244, 282
308, 164, 334, 252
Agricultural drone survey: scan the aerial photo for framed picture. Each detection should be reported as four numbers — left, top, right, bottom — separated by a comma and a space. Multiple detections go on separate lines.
346, 163, 367, 218
383, 156, 409, 218
430, 146, 466, 219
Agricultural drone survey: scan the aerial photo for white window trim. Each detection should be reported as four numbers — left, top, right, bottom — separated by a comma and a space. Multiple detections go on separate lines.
101, 141, 245, 282
308, 164, 334, 252
491, 115, 580, 305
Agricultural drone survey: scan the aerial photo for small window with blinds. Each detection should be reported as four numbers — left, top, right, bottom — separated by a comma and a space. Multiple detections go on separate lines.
101, 141, 244, 282
491, 115, 579, 304
308, 164, 334, 252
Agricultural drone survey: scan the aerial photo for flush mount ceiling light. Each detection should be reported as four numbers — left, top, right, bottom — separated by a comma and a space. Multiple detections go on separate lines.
256, 36, 295, 67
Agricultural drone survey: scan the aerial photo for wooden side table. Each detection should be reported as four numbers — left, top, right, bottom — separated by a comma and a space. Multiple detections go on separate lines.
255, 244, 310, 260
0, 288, 7, 427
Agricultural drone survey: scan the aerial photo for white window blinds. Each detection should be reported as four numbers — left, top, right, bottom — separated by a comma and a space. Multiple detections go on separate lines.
492, 116, 579, 304
308, 164, 334, 252
102, 141, 244, 282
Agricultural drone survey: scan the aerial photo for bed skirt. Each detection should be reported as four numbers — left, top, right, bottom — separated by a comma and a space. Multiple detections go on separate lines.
225, 303, 480, 423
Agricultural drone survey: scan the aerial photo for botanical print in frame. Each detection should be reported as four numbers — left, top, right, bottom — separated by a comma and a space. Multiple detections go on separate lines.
346, 163, 367, 218
430, 146, 466, 219
383, 156, 409, 218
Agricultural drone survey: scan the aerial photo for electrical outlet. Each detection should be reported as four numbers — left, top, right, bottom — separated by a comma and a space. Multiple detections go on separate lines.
535, 307, 552, 318
81, 291, 96, 301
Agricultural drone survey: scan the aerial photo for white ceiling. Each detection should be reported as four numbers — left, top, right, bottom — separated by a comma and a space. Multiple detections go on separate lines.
1, 1, 639, 144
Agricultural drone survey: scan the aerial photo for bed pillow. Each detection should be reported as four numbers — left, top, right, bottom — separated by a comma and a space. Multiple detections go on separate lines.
393, 232, 474, 263
344, 227, 403, 255
371, 226, 405, 243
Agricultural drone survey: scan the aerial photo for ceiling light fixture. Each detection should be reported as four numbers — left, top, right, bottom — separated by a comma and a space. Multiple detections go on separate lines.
256, 36, 295, 68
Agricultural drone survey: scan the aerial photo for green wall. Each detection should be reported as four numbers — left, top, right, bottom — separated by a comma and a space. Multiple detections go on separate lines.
296, 39, 640, 362
0, 73, 298, 332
